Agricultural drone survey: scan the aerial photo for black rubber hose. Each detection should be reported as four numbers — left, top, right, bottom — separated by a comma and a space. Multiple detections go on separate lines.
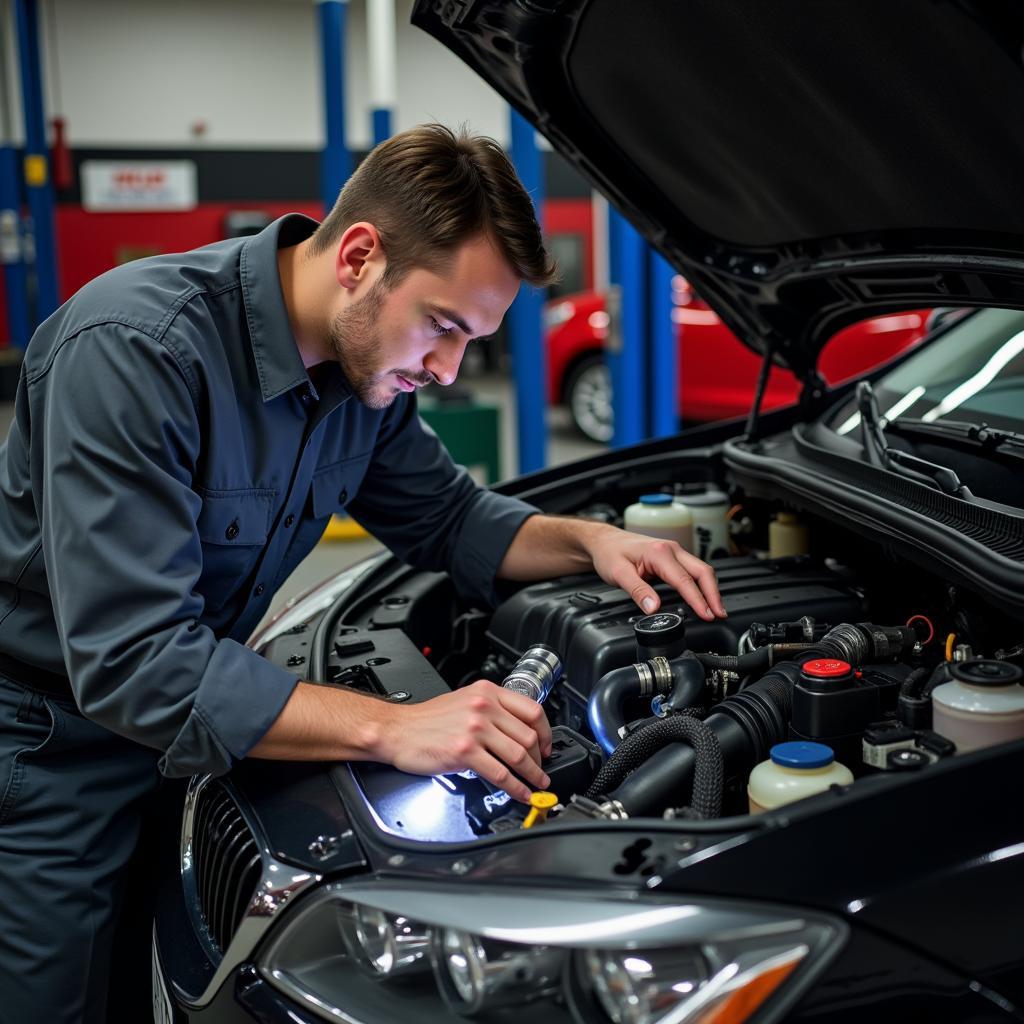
589, 655, 708, 755
695, 647, 772, 675
659, 655, 707, 715
585, 712, 723, 819
588, 666, 648, 756
899, 666, 930, 700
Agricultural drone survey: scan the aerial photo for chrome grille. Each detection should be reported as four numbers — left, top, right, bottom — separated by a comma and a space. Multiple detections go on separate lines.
191, 780, 262, 954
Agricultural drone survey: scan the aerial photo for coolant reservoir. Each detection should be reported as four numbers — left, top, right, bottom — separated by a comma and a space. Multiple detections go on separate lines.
747, 741, 853, 814
674, 488, 730, 560
624, 494, 694, 550
931, 660, 1024, 754
768, 512, 809, 558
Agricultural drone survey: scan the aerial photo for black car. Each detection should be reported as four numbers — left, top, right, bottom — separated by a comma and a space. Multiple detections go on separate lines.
153, 2, 1024, 1022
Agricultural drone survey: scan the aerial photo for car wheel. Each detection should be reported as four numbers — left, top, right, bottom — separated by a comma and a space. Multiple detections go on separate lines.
566, 356, 613, 443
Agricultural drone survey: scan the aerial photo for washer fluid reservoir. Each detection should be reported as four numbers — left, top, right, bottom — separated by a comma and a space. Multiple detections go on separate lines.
747, 741, 853, 814
931, 659, 1024, 754
624, 494, 693, 550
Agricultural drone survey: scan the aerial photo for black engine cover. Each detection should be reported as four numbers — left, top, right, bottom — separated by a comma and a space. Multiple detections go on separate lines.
487, 556, 866, 706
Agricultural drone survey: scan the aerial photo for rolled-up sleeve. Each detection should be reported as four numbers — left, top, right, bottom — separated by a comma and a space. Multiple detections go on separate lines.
347, 394, 538, 606
35, 325, 297, 777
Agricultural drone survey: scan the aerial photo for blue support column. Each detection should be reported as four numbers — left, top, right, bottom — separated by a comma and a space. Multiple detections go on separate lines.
317, 0, 352, 212
0, 147, 30, 348
13, 0, 59, 323
649, 250, 678, 437
507, 109, 546, 474
367, 0, 395, 147
371, 108, 391, 147
607, 207, 647, 447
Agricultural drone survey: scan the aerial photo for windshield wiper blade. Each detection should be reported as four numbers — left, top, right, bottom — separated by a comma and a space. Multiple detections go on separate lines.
856, 382, 976, 500
887, 417, 1024, 453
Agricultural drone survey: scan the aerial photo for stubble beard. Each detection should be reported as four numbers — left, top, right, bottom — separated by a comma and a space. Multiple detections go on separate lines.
326, 279, 397, 410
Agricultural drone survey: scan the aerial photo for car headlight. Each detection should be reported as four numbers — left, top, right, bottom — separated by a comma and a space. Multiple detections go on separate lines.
258, 881, 845, 1023
338, 902, 432, 978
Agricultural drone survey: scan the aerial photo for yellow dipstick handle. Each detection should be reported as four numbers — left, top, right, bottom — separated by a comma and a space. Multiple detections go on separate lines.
522, 791, 558, 829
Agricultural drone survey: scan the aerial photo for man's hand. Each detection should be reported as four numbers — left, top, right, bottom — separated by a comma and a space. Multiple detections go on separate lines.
583, 526, 726, 622
377, 680, 553, 803
498, 515, 727, 623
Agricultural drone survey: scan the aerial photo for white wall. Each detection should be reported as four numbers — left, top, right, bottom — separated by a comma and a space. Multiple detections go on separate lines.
3, 0, 510, 149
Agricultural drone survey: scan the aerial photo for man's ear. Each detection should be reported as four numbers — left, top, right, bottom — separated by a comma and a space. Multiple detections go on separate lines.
334, 222, 383, 290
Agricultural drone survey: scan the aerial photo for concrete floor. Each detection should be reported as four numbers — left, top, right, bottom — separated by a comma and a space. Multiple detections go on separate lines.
0, 372, 605, 634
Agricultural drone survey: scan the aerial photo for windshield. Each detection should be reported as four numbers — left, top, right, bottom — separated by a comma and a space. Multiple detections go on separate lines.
832, 308, 1024, 436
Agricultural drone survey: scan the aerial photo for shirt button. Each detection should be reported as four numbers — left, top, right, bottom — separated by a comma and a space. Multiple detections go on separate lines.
225, 520, 240, 540
338, 488, 348, 504
284, 514, 295, 528
255, 583, 266, 597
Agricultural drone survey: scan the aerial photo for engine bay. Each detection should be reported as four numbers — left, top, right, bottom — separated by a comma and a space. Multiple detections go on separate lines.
259, 487, 1024, 843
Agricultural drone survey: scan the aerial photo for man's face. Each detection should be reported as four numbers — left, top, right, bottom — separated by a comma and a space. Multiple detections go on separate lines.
327, 233, 521, 410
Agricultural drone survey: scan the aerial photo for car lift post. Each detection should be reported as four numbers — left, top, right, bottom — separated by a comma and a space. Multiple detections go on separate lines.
367, 0, 395, 145
608, 205, 646, 447
13, 0, 59, 326
649, 250, 678, 437
507, 109, 547, 474
0, 3, 30, 347
317, 0, 353, 211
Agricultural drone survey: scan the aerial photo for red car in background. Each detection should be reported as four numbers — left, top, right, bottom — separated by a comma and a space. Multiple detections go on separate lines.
544, 276, 931, 441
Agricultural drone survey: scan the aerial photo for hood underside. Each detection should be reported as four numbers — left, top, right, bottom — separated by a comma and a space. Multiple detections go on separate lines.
413, 0, 1024, 378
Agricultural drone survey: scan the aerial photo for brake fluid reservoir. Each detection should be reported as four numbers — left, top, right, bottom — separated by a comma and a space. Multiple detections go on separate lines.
931, 660, 1024, 754
769, 512, 809, 558
624, 494, 693, 550
747, 741, 853, 813
675, 488, 730, 560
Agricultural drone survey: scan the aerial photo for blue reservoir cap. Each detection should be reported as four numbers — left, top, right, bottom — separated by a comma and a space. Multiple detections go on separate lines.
770, 741, 835, 769
639, 493, 673, 505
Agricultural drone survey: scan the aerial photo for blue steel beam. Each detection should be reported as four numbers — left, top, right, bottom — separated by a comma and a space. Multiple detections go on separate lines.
13, 0, 59, 323
507, 109, 546, 474
0, 147, 30, 347
317, 0, 352, 212
649, 250, 678, 437
607, 206, 646, 447
371, 108, 391, 147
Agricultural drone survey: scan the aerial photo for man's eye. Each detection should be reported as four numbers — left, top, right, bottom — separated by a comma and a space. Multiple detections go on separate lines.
429, 315, 453, 337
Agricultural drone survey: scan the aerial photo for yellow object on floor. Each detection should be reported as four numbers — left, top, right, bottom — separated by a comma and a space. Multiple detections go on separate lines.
322, 514, 368, 542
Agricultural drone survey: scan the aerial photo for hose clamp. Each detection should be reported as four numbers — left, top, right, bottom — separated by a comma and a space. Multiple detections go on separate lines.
597, 799, 629, 821
633, 661, 654, 696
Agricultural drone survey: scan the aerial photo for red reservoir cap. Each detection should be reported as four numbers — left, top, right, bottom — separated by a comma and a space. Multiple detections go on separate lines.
802, 658, 853, 679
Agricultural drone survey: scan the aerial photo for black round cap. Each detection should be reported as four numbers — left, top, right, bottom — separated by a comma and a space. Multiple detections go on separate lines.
887, 748, 930, 772
950, 659, 1023, 688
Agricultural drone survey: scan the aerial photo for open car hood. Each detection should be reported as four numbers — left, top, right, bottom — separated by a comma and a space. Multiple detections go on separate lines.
412, 0, 1024, 381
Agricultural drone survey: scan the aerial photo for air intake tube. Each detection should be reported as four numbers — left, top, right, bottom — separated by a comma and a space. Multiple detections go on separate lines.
598, 662, 801, 817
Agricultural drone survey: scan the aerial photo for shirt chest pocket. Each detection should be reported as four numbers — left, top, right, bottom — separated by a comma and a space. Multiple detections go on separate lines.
196, 488, 277, 612
310, 452, 373, 521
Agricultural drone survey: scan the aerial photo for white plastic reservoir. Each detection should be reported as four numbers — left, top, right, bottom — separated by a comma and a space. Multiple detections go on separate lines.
748, 741, 854, 814
624, 494, 694, 551
931, 660, 1024, 754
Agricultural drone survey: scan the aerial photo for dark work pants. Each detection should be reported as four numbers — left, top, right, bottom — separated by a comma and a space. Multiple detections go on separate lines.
0, 675, 163, 1024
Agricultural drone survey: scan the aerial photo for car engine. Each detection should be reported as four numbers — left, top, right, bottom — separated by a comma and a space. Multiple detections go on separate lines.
259, 490, 1024, 843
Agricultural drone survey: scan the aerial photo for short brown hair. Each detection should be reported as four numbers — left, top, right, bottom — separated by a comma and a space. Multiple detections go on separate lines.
309, 123, 558, 289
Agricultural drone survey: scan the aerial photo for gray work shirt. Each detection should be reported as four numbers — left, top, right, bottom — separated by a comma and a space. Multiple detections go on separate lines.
0, 214, 537, 778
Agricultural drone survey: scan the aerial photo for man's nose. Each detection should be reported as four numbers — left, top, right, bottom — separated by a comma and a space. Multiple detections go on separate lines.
424, 338, 468, 387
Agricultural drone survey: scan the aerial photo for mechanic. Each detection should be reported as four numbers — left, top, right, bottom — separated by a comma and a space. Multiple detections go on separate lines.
0, 124, 725, 1022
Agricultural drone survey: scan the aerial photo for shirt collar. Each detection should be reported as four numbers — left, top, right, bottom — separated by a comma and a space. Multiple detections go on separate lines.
239, 213, 336, 403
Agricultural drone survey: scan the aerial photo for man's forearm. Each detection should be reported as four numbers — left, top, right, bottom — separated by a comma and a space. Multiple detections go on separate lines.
248, 680, 390, 761
246, 677, 554, 803
496, 513, 613, 580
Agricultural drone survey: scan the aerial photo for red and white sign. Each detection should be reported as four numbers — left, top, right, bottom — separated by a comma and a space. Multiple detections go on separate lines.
81, 161, 198, 212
